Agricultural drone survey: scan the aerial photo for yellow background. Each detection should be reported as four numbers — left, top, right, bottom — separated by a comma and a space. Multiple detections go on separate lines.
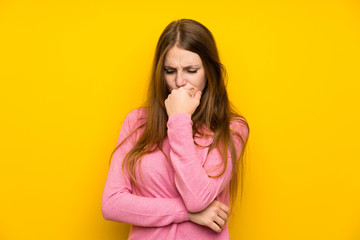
1, 0, 359, 239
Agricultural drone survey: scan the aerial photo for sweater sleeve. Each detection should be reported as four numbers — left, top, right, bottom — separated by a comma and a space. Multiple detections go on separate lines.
166, 113, 249, 213
101, 109, 189, 227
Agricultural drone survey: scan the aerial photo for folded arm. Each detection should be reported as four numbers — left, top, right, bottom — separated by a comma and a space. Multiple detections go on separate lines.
166, 113, 248, 213
101, 109, 189, 227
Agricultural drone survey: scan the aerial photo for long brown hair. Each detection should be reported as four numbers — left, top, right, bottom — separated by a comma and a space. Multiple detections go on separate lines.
109, 19, 249, 208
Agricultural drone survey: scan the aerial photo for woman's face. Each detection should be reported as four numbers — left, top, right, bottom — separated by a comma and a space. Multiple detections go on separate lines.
163, 45, 206, 97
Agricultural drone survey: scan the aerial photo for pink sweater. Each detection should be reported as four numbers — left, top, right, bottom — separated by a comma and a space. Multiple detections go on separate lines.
101, 108, 248, 240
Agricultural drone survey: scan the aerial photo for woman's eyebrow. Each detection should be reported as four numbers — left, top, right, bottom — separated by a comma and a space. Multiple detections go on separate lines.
164, 65, 200, 69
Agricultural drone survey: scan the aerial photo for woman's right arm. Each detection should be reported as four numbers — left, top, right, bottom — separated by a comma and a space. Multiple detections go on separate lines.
101, 109, 229, 231
101, 109, 189, 227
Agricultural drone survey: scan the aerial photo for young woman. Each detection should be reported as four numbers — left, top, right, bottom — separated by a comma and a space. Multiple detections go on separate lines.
101, 18, 249, 240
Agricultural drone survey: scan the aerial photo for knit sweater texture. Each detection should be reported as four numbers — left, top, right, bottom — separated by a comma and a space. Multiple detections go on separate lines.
101, 108, 248, 240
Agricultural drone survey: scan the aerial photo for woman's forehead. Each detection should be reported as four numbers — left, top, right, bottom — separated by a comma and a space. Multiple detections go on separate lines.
164, 46, 203, 67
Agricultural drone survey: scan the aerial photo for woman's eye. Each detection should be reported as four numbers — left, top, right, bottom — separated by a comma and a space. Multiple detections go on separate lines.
164, 69, 197, 74
165, 69, 175, 74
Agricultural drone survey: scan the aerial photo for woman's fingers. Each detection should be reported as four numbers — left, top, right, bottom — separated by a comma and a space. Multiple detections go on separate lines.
218, 202, 230, 216
188, 200, 230, 233
164, 87, 201, 116
214, 215, 226, 229
217, 209, 228, 222
193, 90, 202, 101
209, 221, 222, 233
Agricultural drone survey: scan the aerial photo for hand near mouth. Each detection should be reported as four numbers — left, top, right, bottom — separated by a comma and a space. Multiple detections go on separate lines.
165, 87, 202, 116
186, 88, 195, 98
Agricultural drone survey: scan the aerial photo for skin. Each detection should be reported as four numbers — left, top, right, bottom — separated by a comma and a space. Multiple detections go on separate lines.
188, 200, 230, 233
164, 45, 205, 116
164, 46, 230, 232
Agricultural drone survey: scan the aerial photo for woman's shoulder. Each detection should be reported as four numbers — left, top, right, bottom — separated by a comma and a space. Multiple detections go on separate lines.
118, 108, 146, 144
122, 107, 148, 132
125, 107, 148, 121
229, 114, 249, 142
117, 108, 147, 145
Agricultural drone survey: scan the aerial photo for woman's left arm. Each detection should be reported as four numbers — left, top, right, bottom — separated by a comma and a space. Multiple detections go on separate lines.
166, 113, 248, 213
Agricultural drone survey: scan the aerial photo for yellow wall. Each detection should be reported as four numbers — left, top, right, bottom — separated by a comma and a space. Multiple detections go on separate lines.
1, 0, 359, 239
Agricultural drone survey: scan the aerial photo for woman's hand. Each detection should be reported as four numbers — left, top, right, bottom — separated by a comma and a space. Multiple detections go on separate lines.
164, 87, 202, 116
188, 200, 230, 233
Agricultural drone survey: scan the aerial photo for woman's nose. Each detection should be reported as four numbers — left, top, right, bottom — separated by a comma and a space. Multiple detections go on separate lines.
175, 71, 186, 87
